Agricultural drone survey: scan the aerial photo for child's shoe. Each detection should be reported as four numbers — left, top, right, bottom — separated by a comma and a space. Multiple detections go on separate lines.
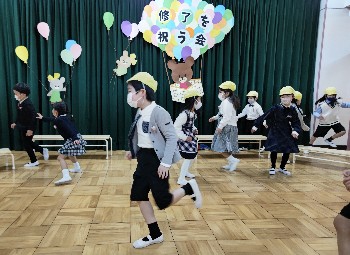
188, 179, 202, 208
43, 148, 49, 160
55, 169, 72, 186
24, 161, 39, 167
269, 168, 276, 175
278, 168, 291, 176
133, 234, 164, 249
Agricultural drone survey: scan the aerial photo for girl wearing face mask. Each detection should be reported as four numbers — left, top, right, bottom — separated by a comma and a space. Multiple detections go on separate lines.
251, 86, 301, 176
37, 102, 86, 185
310, 87, 350, 148
125, 72, 202, 249
237, 91, 264, 150
209, 81, 241, 172
174, 88, 202, 185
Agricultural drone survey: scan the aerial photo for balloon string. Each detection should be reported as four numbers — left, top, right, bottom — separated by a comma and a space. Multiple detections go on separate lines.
125, 40, 131, 51
27, 64, 48, 92
107, 33, 118, 53
199, 54, 203, 81
162, 52, 172, 87
109, 72, 116, 86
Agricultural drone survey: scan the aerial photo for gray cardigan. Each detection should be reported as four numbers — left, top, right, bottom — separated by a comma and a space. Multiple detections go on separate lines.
130, 105, 181, 165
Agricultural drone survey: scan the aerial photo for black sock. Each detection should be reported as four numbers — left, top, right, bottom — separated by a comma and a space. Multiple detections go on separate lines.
182, 183, 194, 196
327, 137, 333, 141
142, 222, 162, 241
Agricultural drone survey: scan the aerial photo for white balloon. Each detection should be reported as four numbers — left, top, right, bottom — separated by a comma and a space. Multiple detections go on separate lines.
130, 23, 139, 40
138, 20, 150, 33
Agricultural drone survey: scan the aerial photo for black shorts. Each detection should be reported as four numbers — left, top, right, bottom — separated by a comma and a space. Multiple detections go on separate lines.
340, 203, 350, 219
130, 148, 172, 210
180, 151, 197, 159
312, 123, 345, 137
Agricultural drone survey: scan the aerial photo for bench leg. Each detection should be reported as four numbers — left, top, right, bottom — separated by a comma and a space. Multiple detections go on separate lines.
11, 154, 15, 169
105, 140, 109, 159
110, 137, 113, 156
258, 140, 261, 156
5, 156, 8, 167
292, 153, 296, 164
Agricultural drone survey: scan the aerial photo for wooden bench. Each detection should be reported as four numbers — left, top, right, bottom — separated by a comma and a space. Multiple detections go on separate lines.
0, 148, 15, 169
33, 135, 112, 159
196, 135, 267, 155
293, 146, 350, 165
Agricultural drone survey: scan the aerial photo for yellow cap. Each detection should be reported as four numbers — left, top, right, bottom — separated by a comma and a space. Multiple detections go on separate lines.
324, 87, 337, 95
184, 88, 202, 99
279, 86, 294, 96
284, 86, 295, 94
246, 91, 258, 98
219, 81, 236, 92
294, 91, 302, 101
127, 72, 158, 92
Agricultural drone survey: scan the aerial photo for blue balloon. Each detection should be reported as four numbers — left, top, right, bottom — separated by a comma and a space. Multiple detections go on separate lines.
66, 40, 77, 50
173, 46, 183, 61
194, 26, 204, 35
215, 5, 226, 15
167, 20, 176, 31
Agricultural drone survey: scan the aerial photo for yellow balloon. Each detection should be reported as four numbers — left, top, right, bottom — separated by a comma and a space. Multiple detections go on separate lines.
15, 46, 28, 64
210, 29, 220, 38
170, 1, 181, 12
143, 30, 153, 43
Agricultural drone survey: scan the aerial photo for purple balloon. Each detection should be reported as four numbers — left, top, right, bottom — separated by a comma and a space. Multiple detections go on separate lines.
121, 21, 132, 37
151, 25, 160, 34
181, 46, 192, 60
213, 12, 223, 24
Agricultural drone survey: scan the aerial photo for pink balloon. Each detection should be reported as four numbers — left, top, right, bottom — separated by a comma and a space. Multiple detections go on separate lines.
37, 22, 50, 40
70, 44, 82, 60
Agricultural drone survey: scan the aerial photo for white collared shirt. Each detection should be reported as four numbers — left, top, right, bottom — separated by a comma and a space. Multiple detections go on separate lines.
217, 98, 237, 129
137, 101, 157, 148
237, 102, 264, 120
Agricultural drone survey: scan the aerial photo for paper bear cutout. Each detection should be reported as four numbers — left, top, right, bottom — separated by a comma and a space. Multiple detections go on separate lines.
47, 73, 66, 103
113, 50, 137, 76
167, 57, 195, 89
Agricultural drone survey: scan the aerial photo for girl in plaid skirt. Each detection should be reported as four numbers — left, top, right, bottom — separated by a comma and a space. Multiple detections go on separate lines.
37, 102, 86, 185
209, 81, 240, 172
174, 88, 202, 185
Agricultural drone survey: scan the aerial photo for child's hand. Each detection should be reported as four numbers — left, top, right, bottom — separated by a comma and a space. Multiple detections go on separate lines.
193, 129, 198, 135
186, 136, 193, 142
36, 113, 43, 119
209, 117, 215, 122
343, 174, 350, 192
10, 123, 16, 129
291, 131, 299, 139
74, 140, 80, 145
125, 151, 132, 161
26, 130, 33, 136
251, 126, 258, 133
158, 165, 169, 179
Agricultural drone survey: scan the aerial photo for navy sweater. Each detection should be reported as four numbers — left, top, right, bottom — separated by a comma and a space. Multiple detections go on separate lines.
43, 115, 80, 141
15, 98, 37, 131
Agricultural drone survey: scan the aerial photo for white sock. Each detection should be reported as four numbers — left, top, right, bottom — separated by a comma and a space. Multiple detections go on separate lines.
73, 162, 80, 169
62, 169, 71, 178
227, 155, 237, 162
178, 159, 191, 182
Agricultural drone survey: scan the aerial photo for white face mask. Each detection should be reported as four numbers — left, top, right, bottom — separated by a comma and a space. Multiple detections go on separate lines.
248, 98, 255, 104
218, 93, 225, 101
281, 97, 292, 105
127, 92, 142, 108
194, 101, 202, 110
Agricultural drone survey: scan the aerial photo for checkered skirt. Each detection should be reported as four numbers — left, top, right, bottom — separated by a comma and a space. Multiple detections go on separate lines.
58, 133, 87, 156
177, 111, 197, 154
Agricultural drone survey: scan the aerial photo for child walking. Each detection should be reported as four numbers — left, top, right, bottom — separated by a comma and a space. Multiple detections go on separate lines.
125, 72, 202, 249
310, 87, 350, 148
11, 82, 49, 166
174, 88, 202, 185
252, 86, 301, 176
37, 102, 86, 185
237, 91, 264, 150
209, 81, 240, 171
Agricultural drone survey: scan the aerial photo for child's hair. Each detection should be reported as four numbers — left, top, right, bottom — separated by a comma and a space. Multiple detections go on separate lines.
128, 80, 155, 102
52, 102, 68, 116
219, 88, 240, 109
13, 82, 30, 95
182, 96, 199, 111
315, 95, 327, 105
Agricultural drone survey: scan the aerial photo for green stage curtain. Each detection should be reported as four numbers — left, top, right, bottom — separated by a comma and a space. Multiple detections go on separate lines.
0, 0, 320, 150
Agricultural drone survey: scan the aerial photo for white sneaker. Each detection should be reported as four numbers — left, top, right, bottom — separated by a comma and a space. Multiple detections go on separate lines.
188, 179, 202, 209
69, 168, 82, 173
259, 146, 265, 152
324, 139, 337, 148
24, 161, 39, 167
222, 164, 230, 170
133, 234, 164, 249
177, 179, 187, 185
54, 169, 72, 186
278, 168, 292, 176
186, 172, 195, 178
239, 147, 247, 151
269, 168, 276, 175
286, 160, 290, 164
43, 148, 49, 160
228, 159, 240, 172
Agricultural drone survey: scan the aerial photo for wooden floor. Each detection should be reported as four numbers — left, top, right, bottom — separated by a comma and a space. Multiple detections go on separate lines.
0, 149, 348, 255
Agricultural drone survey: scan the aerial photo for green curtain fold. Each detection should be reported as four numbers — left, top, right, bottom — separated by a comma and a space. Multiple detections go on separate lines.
0, 0, 320, 150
